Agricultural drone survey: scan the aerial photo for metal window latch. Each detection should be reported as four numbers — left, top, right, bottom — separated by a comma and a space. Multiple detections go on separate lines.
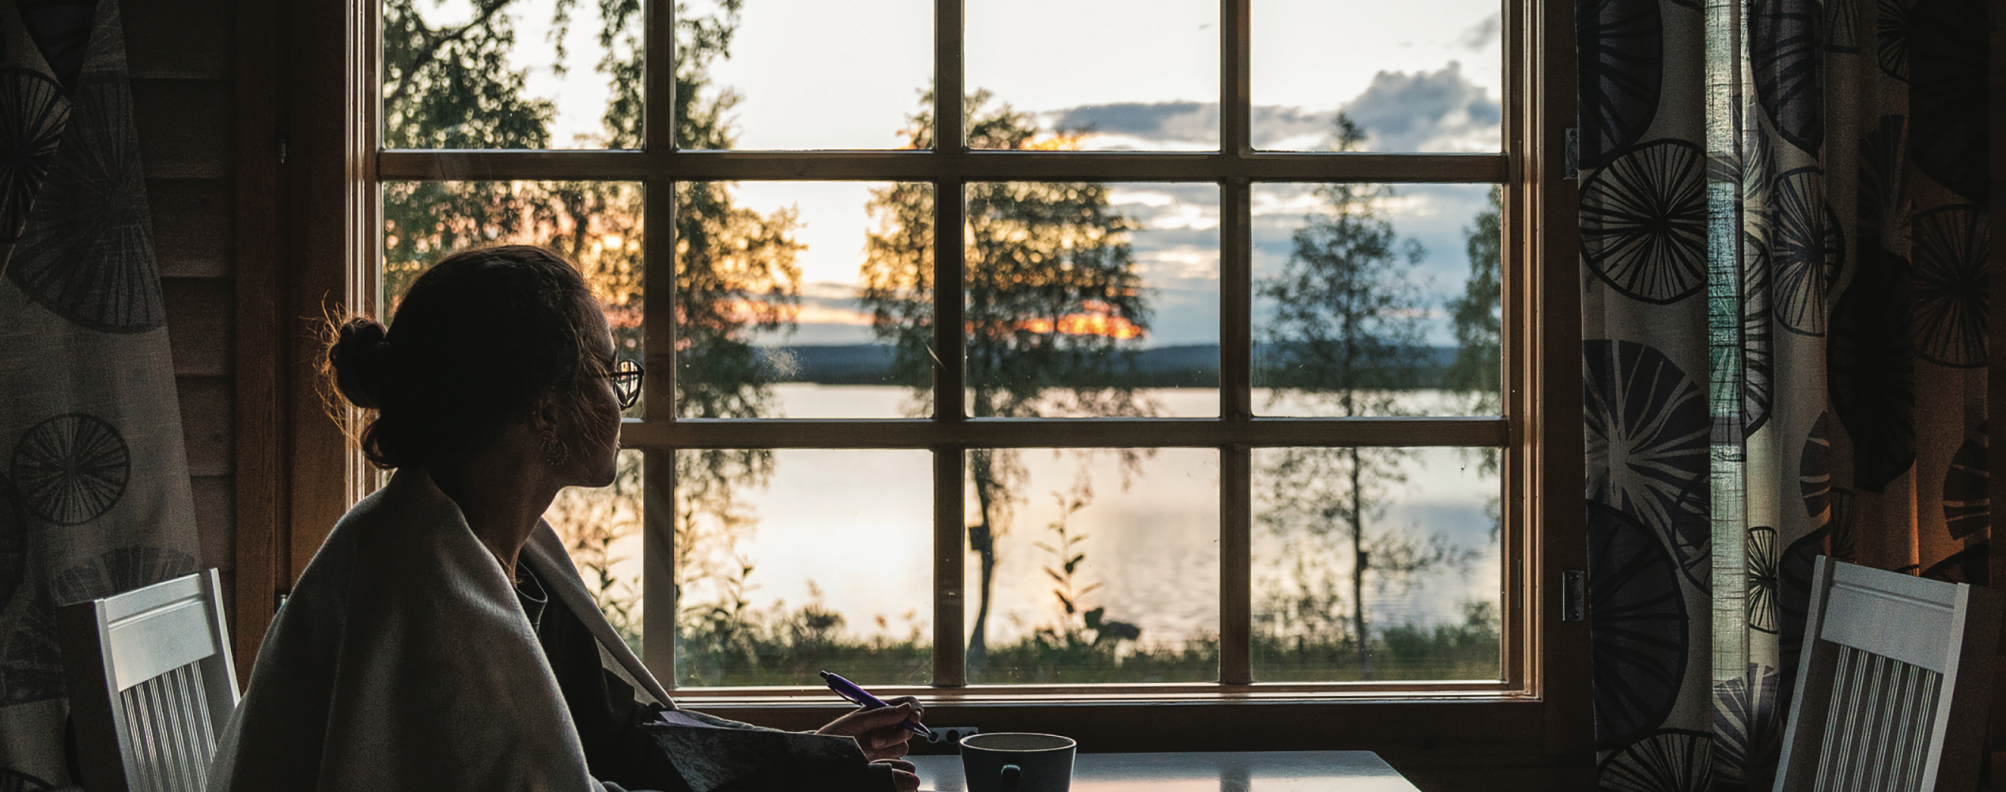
1563, 128, 1580, 181
1561, 570, 1586, 622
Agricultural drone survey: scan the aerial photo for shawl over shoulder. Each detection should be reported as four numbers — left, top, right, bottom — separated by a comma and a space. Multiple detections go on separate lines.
207, 469, 614, 792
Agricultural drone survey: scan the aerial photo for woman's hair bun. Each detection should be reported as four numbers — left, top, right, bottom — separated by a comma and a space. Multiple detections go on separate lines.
329, 317, 394, 410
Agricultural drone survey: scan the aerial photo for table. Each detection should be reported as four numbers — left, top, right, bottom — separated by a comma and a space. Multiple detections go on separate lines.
909, 751, 1420, 791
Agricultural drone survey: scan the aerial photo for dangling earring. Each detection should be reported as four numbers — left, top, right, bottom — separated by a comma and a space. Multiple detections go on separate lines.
540, 434, 570, 468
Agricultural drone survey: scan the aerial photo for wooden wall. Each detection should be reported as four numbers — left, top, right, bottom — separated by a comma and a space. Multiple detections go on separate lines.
126, 0, 239, 610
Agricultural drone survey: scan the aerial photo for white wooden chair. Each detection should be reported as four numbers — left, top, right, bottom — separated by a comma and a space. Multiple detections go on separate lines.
56, 569, 239, 792
1774, 556, 2002, 792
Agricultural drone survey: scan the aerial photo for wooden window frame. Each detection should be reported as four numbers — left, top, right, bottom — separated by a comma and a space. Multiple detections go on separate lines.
251, 0, 1590, 776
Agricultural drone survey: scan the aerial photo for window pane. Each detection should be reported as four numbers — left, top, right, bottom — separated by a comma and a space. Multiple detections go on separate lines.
1252, 183, 1502, 417
545, 449, 646, 657
380, 180, 646, 415
382, 0, 643, 149
965, 182, 1217, 418
680, 182, 933, 419
1251, 0, 1503, 151
1252, 447, 1502, 682
675, 449, 933, 687
966, 0, 1218, 151
681, 0, 931, 150
965, 448, 1219, 684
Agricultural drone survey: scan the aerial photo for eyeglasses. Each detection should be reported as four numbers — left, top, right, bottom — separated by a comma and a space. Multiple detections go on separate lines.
605, 359, 643, 409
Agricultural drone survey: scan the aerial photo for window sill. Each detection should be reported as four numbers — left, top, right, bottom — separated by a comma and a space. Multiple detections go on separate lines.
680, 695, 1564, 757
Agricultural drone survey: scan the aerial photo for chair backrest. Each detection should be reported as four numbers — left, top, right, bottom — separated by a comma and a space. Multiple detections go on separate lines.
1774, 556, 2002, 792
56, 569, 240, 792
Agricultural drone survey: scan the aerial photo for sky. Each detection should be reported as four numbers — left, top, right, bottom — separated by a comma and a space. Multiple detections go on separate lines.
411, 0, 1507, 347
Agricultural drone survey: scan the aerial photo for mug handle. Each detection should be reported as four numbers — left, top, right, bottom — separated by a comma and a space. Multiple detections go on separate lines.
1000, 764, 1022, 792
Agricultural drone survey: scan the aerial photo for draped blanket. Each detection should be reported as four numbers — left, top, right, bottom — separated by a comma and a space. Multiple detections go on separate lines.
209, 469, 892, 792
209, 469, 609, 791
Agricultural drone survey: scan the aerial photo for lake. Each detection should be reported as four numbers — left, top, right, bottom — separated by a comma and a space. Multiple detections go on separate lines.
563, 384, 1503, 650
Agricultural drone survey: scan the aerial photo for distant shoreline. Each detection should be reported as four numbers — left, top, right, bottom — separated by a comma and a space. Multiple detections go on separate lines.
750, 343, 1471, 388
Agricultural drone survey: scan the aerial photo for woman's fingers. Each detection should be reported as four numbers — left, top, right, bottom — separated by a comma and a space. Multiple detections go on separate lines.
817, 702, 916, 735
872, 760, 920, 792
881, 695, 924, 719
862, 727, 912, 761
817, 701, 925, 759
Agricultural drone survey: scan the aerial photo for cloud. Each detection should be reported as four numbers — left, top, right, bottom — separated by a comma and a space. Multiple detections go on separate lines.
1046, 101, 1217, 143
1044, 63, 1499, 153
1459, 13, 1502, 50
1340, 63, 1502, 152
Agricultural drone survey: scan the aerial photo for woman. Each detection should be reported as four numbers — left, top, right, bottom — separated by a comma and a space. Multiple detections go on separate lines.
208, 246, 925, 792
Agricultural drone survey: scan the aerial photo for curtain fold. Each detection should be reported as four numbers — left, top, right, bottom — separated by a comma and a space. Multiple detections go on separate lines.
1579, 0, 1990, 784
0, 0, 201, 785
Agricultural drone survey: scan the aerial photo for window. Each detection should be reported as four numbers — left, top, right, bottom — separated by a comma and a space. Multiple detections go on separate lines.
326, 0, 1581, 753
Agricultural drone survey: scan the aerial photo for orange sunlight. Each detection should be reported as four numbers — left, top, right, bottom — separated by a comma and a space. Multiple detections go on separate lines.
972, 301, 1145, 341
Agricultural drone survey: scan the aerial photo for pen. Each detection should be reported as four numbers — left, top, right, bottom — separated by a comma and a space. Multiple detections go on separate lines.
819, 670, 932, 737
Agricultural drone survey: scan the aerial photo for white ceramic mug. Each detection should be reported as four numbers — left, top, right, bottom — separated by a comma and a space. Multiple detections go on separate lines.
959, 733, 1076, 792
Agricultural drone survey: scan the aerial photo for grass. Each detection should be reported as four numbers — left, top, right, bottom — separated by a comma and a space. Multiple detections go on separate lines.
670, 603, 1501, 688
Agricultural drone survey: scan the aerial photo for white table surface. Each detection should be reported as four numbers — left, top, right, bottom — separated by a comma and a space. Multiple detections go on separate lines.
910, 750, 1421, 792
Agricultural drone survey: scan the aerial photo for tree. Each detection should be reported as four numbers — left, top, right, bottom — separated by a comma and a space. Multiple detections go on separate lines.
379, 0, 802, 655
1446, 186, 1504, 415
1256, 115, 1470, 679
860, 90, 1155, 667
1449, 186, 1505, 541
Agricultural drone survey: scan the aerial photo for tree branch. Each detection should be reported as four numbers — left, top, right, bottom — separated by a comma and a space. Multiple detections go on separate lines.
386, 0, 517, 110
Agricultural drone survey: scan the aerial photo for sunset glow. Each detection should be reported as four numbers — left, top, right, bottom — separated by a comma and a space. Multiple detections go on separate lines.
972, 300, 1146, 340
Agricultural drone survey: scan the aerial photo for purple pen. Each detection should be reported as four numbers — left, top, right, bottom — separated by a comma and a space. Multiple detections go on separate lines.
819, 670, 932, 737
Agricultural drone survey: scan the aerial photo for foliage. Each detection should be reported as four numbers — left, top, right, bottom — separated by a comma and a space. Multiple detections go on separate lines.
1254, 598, 1501, 682
860, 90, 1156, 667
1446, 185, 1504, 410
1255, 115, 1474, 679
672, 593, 1501, 686
1449, 186, 1505, 538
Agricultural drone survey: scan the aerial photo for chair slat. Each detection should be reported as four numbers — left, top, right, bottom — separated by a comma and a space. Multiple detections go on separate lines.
179, 663, 214, 789
106, 599, 218, 692
162, 666, 194, 791
1821, 583, 1957, 671
1806, 635, 1947, 792
118, 686, 155, 792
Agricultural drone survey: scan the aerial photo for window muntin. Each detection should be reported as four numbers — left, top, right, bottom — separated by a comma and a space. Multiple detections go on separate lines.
370, 0, 1524, 699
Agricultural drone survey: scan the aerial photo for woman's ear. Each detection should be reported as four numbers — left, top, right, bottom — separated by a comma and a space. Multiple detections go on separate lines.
525, 394, 564, 438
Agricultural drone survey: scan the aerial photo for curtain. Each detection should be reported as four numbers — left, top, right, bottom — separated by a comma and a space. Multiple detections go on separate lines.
1578, 0, 1990, 783
0, 0, 200, 786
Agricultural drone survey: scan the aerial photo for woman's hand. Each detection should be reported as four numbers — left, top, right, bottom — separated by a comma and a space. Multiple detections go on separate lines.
815, 697, 925, 761
873, 758, 919, 792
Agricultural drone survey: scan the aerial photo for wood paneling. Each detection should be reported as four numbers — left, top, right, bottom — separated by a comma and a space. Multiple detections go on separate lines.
131, 79, 233, 180
124, 0, 240, 669
190, 474, 234, 573
152, 179, 234, 278
230, 0, 282, 678
177, 376, 233, 477
124, 0, 232, 81
162, 276, 232, 377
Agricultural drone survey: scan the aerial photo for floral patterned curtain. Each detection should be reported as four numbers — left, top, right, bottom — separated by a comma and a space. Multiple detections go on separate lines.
1578, 0, 1990, 782
0, 0, 200, 786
